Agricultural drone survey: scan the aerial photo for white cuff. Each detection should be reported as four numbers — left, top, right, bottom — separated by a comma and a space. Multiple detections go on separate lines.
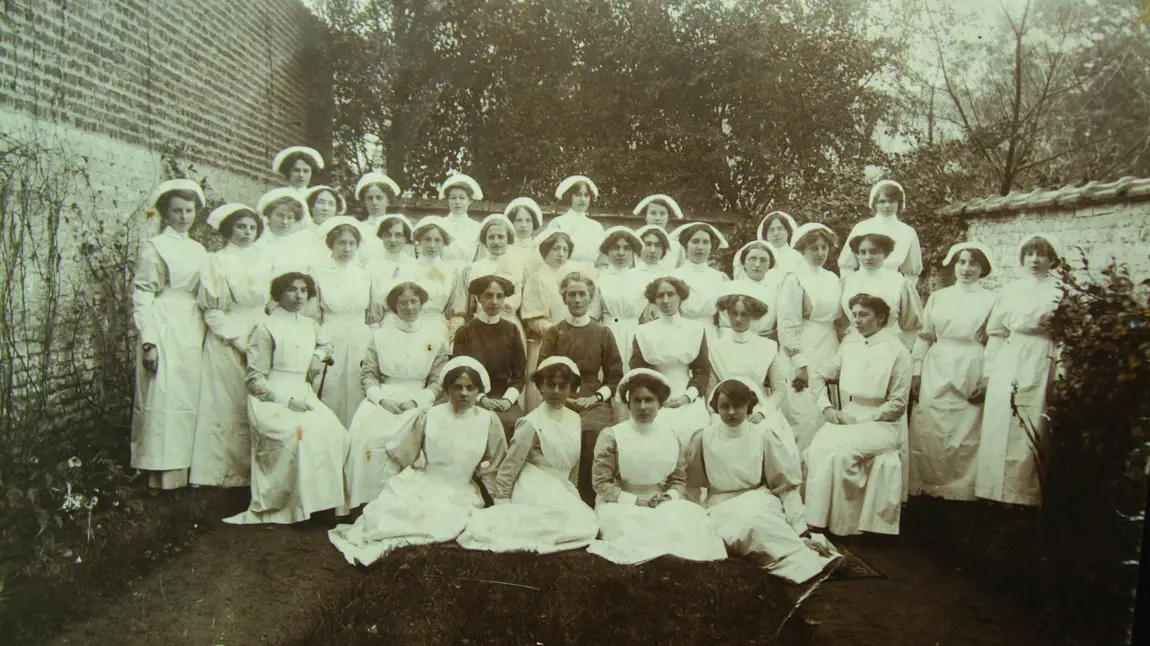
595, 386, 611, 401
618, 491, 639, 506
666, 490, 680, 500
365, 385, 384, 405
502, 387, 521, 405
684, 386, 699, 402
276, 392, 293, 407
415, 388, 436, 407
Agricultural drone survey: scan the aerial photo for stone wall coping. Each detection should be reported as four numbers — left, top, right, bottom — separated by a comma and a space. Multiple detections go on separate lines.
939, 176, 1150, 217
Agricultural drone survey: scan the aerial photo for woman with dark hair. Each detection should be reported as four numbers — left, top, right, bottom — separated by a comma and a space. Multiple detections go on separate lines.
345, 282, 450, 508
670, 222, 730, 322
839, 223, 924, 350
353, 171, 404, 265
630, 276, 711, 442
191, 203, 273, 488
329, 357, 508, 566
596, 226, 648, 368
586, 369, 727, 565
536, 175, 605, 264
460, 213, 528, 333
756, 211, 803, 273
396, 216, 466, 339
366, 214, 418, 325
805, 292, 912, 536
255, 188, 316, 274
684, 378, 839, 583
976, 233, 1064, 507
305, 185, 345, 230
521, 230, 587, 410
225, 272, 350, 525
729, 240, 781, 336
453, 275, 527, 437
309, 216, 377, 427
503, 197, 543, 264
908, 242, 998, 501
436, 174, 484, 267
272, 146, 324, 196
132, 180, 208, 490
632, 225, 673, 321
777, 223, 844, 450
458, 356, 599, 553
633, 194, 686, 270
837, 180, 924, 286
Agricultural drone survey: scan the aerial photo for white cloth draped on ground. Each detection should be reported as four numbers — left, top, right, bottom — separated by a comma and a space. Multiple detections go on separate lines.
837, 215, 924, 286
536, 209, 605, 264
684, 420, 838, 583
705, 326, 795, 440
310, 257, 374, 428
776, 263, 842, 451
672, 260, 730, 323
328, 404, 507, 566
975, 275, 1061, 507
804, 328, 911, 536
908, 284, 997, 500
458, 405, 598, 553
630, 315, 711, 443
586, 420, 727, 564
345, 320, 450, 508
597, 264, 649, 369
191, 243, 272, 487
839, 266, 924, 350
225, 309, 350, 524
131, 228, 208, 489
256, 228, 318, 275
395, 256, 464, 338
439, 213, 482, 269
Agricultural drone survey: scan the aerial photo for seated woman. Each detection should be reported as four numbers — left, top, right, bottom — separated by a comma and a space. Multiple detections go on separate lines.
457, 356, 599, 553
586, 369, 727, 565
630, 276, 711, 443
452, 275, 527, 437
345, 282, 451, 509
839, 225, 924, 350
805, 293, 911, 536
685, 378, 839, 583
224, 272, 351, 525
670, 222, 730, 322
329, 357, 507, 566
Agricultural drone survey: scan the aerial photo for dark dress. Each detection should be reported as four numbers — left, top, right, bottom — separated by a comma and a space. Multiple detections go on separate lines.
453, 317, 527, 438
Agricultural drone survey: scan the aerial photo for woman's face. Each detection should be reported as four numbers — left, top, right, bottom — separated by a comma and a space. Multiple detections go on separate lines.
311, 192, 338, 225
764, 219, 789, 247
645, 203, 670, 228
512, 208, 536, 238
716, 391, 750, 428
654, 281, 681, 317
477, 281, 506, 317
727, 299, 756, 333
395, 289, 424, 322
544, 239, 570, 268
743, 247, 772, 281
851, 303, 882, 336
163, 196, 197, 234
627, 385, 661, 424
954, 250, 984, 284
418, 227, 445, 258
288, 159, 312, 189
540, 373, 573, 409
228, 215, 260, 248
278, 279, 309, 313
484, 223, 509, 257
640, 233, 665, 265
563, 282, 592, 318
363, 185, 389, 218
874, 195, 900, 218
448, 372, 480, 411
380, 221, 408, 253
686, 230, 712, 264
329, 230, 359, 263
608, 237, 634, 268
856, 238, 888, 270
1023, 246, 1055, 277
569, 184, 591, 213
267, 203, 299, 236
801, 238, 830, 268
447, 187, 471, 216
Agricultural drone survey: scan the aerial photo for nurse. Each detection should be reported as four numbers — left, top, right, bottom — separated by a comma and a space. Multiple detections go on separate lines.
353, 171, 404, 265
839, 223, 924, 350
537, 175, 605, 264
272, 146, 324, 196
255, 187, 315, 274
670, 222, 730, 323
437, 173, 484, 267
729, 240, 781, 336
837, 179, 924, 286
756, 211, 803, 273
596, 226, 648, 368
633, 194, 686, 270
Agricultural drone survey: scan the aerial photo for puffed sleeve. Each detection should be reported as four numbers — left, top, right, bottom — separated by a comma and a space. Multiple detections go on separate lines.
312, 319, 334, 363
131, 240, 166, 347
361, 334, 386, 405
810, 344, 844, 413
764, 350, 792, 412
419, 342, 450, 407
776, 273, 806, 362
454, 266, 474, 320
591, 426, 635, 505
520, 271, 551, 325
982, 289, 1009, 378
682, 428, 709, 504
599, 325, 623, 400
685, 333, 710, 402
477, 412, 509, 494
197, 254, 236, 344
244, 324, 289, 406
868, 346, 912, 423
763, 427, 807, 533
383, 408, 428, 474
911, 292, 939, 376
493, 417, 540, 501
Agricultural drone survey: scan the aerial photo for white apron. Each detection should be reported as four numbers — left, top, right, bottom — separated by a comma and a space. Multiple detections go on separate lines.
311, 259, 373, 427
634, 318, 711, 442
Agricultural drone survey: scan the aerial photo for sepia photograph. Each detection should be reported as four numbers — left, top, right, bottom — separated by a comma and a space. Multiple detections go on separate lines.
0, 0, 1147, 644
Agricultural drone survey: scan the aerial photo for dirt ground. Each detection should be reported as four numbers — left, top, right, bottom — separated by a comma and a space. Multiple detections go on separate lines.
44, 511, 1061, 646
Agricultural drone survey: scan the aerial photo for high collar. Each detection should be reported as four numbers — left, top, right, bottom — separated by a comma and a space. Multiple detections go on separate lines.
728, 328, 752, 343
719, 420, 747, 437
630, 418, 656, 435
684, 258, 709, 270
394, 318, 422, 333
874, 213, 900, 224
476, 309, 501, 325
160, 226, 189, 240
860, 264, 888, 277
270, 307, 303, 321
954, 279, 983, 293
566, 313, 591, 327
605, 263, 630, 274
445, 211, 471, 221
656, 312, 682, 326
418, 254, 442, 267
560, 208, 588, 219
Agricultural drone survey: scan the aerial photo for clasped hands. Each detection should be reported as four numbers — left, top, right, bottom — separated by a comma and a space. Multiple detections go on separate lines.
478, 395, 513, 412
822, 407, 860, 425
636, 492, 673, 508
376, 398, 419, 414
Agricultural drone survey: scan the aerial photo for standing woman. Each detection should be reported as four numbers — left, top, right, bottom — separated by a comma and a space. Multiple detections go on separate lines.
255, 188, 314, 275
365, 214, 418, 325
132, 179, 208, 490
504, 197, 543, 264
345, 282, 451, 509
538, 175, 605, 264
224, 272, 350, 525
309, 216, 377, 428
632, 225, 673, 320
305, 185, 345, 231
909, 242, 998, 501
438, 173, 484, 267
520, 230, 581, 410
596, 226, 648, 368
397, 216, 465, 339
805, 293, 911, 536
353, 171, 404, 265
730, 240, 780, 336
191, 203, 273, 488
630, 277, 711, 443
757, 211, 803, 273
461, 213, 528, 331
671, 222, 730, 323
272, 146, 324, 197
837, 180, 924, 286
975, 234, 1064, 507
776, 224, 844, 450
839, 224, 924, 350
633, 194, 686, 270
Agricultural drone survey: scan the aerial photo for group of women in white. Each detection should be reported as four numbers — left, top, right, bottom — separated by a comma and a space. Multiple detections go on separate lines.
130, 144, 1064, 583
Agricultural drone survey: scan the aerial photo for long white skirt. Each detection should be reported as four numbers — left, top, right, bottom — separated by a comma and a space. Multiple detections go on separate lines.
329, 468, 484, 566
457, 463, 598, 554
786, 320, 839, 452
586, 498, 727, 565
344, 394, 425, 509
317, 313, 371, 428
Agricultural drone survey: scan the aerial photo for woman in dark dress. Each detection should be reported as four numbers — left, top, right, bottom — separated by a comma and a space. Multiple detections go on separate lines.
452, 275, 527, 437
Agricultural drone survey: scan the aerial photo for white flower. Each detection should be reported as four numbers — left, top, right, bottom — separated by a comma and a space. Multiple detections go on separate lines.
67, 457, 83, 468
